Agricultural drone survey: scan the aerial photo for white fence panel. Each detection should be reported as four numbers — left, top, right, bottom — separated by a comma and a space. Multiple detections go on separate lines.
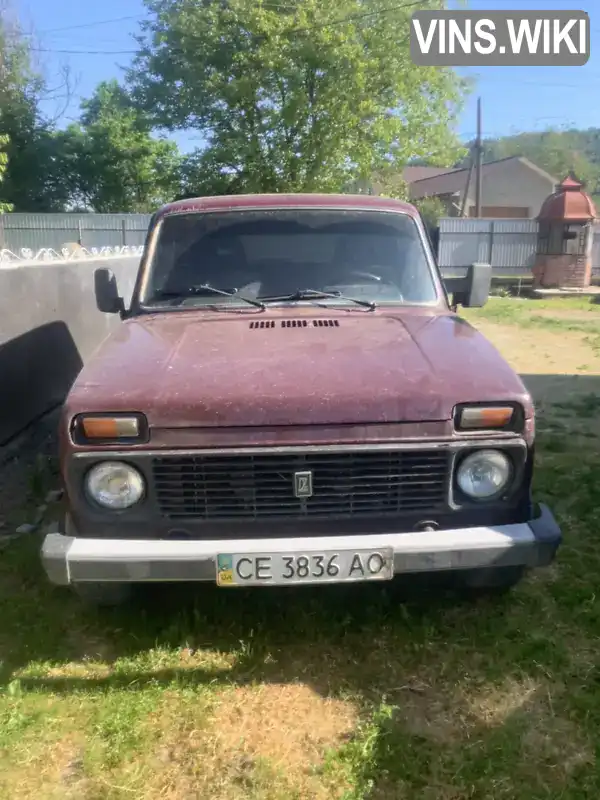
438, 219, 493, 273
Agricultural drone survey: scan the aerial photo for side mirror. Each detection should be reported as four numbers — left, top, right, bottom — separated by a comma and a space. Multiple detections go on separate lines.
94, 268, 124, 315
444, 262, 492, 309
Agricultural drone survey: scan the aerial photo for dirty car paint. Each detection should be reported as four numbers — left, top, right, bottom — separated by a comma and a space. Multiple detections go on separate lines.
65, 306, 531, 430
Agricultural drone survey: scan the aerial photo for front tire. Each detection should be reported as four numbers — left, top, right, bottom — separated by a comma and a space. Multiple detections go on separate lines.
72, 582, 133, 607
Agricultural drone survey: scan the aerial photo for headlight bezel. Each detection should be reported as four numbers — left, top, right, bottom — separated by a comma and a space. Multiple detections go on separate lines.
454, 448, 515, 503
84, 460, 146, 511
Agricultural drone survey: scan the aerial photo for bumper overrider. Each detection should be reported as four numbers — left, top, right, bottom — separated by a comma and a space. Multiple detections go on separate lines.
42, 504, 561, 586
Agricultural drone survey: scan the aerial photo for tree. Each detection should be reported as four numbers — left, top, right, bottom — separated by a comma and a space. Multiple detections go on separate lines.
65, 80, 183, 212
412, 195, 446, 230
464, 129, 600, 193
130, 0, 466, 195
0, 15, 51, 209
0, 134, 12, 212
0, 10, 79, 211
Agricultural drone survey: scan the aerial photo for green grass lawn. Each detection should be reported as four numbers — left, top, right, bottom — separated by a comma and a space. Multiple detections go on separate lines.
2, 299, 600, 799
467, 295, 600, 347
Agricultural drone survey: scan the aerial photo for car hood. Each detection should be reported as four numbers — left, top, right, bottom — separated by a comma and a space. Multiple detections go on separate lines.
67, 309, 531, 428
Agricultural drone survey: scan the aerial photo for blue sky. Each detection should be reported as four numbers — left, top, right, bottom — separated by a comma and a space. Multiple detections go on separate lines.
16, 0, 600, 152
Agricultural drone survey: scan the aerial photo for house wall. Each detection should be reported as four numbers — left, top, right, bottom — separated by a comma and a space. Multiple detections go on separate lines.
463, 161, 555, 218
410, 159, 557, 219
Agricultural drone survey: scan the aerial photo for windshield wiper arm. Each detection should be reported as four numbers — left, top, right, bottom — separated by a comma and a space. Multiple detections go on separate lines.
153, 284, 265, 309
259, 288, 376, 310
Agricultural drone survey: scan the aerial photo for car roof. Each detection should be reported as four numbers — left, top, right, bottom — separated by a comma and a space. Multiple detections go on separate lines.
157, 193, 420, 219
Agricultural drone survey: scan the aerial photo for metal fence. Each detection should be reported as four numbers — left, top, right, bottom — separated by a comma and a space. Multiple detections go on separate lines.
3, 211, 600, 278
438, 217, 600, 277
0, 213, 152, 254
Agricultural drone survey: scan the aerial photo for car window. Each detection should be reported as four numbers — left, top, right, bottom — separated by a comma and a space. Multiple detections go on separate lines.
142, 208, 438, 307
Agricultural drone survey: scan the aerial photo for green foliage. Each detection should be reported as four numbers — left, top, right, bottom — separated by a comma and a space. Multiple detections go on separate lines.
0, 134, 12, 213
463, 128, 600, 196
131, 0, 467, 195
63, 80, 182, 212
0, 14, 182, 213
412, 195, 446, 228
369, 167, 410, 200
0, 16, 63, 211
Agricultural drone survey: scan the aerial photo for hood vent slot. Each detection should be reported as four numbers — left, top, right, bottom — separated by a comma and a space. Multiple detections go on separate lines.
282, 319, 308, 328
249, 320, 275, 329
249, 319, 341, 330
312, 319, 339, 327
280, 319, 340, 328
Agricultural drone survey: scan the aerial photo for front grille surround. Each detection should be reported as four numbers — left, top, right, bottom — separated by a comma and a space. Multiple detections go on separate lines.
152, 448, 451, 521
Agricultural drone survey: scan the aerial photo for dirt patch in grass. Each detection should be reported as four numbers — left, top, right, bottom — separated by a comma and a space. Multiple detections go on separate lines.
466, 305, 600, 441
124, 684, 357, 800
209, 683, 356, 770
472, 321, 600, 378
467, 320, 600, 421
464, 675, 539, 727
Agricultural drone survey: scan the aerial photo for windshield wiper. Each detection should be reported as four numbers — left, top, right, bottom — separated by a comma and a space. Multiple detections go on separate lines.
259, 288, 376, 310
152, 284, 265, 310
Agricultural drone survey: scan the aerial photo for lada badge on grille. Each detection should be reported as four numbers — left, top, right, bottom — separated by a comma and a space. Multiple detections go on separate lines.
293, 470, 313, 498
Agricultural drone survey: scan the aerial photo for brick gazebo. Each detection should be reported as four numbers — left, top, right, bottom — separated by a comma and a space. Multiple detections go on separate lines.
532, 175, 597, 290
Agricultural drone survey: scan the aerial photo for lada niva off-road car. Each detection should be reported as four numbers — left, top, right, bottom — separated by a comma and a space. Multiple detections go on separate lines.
41, 194, 561, 605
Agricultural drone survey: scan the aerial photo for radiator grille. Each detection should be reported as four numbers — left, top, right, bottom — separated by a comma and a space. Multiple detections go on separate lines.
152, 449, 450, 520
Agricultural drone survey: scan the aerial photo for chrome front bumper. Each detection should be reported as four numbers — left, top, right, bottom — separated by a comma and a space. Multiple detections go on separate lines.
41, 505, 561, 586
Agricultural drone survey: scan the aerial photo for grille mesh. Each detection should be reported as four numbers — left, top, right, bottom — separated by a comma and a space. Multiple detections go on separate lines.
152, 449, 450, 520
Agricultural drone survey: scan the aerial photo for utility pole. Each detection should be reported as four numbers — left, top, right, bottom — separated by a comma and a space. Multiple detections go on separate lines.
460, 153, 475, 217
474, 96, 483, 217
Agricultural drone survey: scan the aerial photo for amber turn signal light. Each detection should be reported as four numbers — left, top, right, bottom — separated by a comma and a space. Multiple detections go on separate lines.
458, 406, 514, 430
79, 416, 141, 440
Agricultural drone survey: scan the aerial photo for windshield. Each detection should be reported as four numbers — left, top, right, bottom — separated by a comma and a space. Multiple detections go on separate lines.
141, 208, 439, 309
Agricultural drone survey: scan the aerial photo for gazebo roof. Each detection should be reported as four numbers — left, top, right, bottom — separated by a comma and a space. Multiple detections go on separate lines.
538, 175, 597, 221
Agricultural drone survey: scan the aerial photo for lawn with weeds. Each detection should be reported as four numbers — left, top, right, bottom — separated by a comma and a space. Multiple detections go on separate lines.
465, 295, 600, 353
1, 298, 600, 798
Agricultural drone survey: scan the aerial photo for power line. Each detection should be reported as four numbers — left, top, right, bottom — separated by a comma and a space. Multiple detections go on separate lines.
26, 0, 431, 55
30, 47, 137, 55
25, 1, 315, 37
14, 1, 600, 47
284, 0, 428, 35
25, 15, 146, 35
25, 0, 595, 72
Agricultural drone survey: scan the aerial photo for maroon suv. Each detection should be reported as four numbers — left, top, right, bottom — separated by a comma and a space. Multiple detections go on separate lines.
41, 194, 561, 605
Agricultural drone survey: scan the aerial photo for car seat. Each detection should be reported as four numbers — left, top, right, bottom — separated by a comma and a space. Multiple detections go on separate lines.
163, 235, 248, 293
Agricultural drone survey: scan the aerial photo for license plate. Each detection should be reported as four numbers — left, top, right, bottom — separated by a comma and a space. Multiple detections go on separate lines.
216, 548, 394, 587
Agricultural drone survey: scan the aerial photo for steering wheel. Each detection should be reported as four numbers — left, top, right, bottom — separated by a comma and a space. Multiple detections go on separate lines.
347, 269, 384, 283
330, 268, 404, 302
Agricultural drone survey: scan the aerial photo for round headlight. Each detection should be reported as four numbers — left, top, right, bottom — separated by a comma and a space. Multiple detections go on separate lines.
456, 450, 512, 500
85, 461, 145, 510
